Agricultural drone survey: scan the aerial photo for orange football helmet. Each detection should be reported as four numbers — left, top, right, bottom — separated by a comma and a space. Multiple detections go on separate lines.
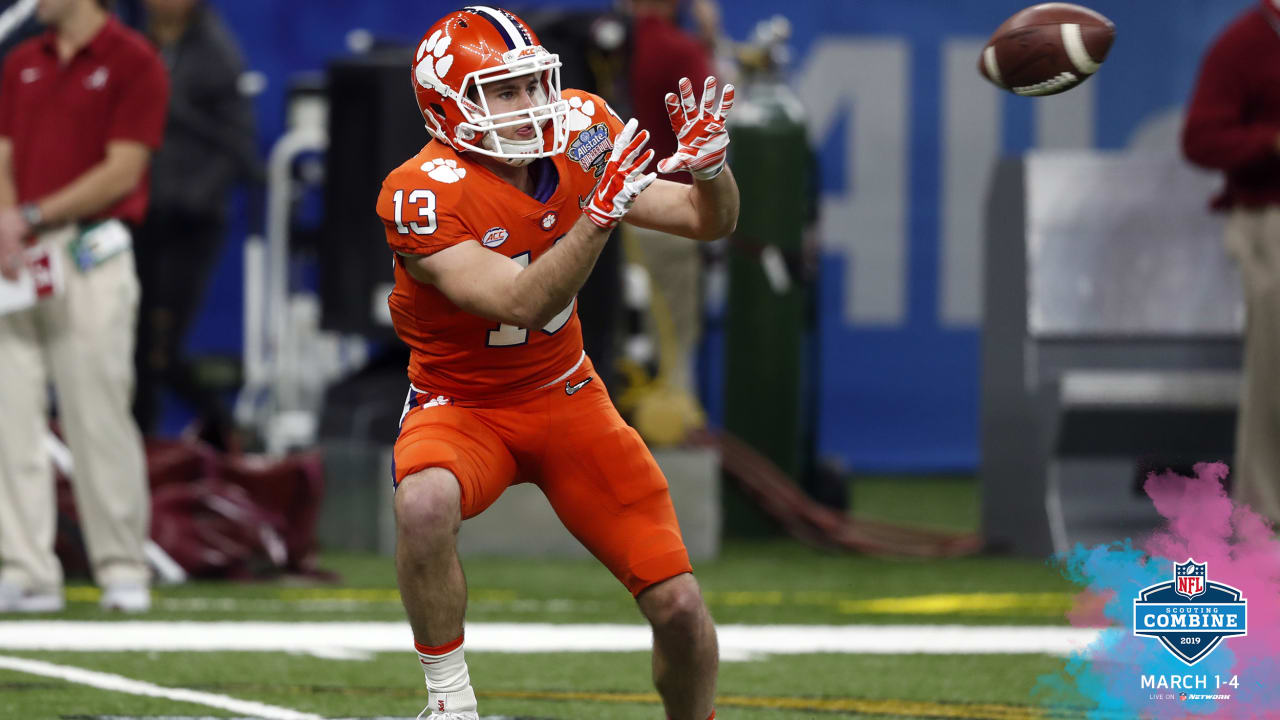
412, 5, 570, 166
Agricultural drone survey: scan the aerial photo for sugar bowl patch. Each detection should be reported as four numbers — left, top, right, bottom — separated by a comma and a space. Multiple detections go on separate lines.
567, 122, 612, 177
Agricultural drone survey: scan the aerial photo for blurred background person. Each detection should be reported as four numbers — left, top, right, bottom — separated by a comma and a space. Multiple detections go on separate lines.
688, 0, 735, 84
1182, 0, 1280, 530
133, 0, 258, 449
0, 0, 168, 611
626, 0, 715, 437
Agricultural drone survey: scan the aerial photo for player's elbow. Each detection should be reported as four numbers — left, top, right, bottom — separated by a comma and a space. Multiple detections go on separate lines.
496, 300, 537, 330
521, 303, 565, 330
717, 210, 739, 240
695, 208, 737, 242
497, 272, 562, 328
503, 296, 552, 330
510, 308, 546, 330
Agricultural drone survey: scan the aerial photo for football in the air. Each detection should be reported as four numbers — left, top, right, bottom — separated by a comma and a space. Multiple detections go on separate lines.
978, 3, 1115, 97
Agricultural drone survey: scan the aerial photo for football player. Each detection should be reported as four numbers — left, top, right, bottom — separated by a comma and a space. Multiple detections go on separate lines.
380, 6, 737, 720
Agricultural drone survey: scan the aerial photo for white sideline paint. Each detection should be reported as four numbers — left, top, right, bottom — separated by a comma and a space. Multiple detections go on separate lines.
0, 654, 323, 720
0, 621, 1102, 657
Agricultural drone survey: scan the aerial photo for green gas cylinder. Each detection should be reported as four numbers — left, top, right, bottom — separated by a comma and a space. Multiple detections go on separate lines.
722, 75, 818, 537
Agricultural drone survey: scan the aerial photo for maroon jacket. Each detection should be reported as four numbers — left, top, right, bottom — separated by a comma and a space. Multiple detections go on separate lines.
629, 14, 712, 185
1182, 5, 1280, 209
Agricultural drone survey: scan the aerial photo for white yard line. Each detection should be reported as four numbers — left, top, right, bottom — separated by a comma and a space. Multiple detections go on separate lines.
0, 624, 1103, 718
0, 621, 1102, 657
0, 654, 322, 720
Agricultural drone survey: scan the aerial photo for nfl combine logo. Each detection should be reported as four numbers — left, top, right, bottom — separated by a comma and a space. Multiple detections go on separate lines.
1133, 559, 1247, 665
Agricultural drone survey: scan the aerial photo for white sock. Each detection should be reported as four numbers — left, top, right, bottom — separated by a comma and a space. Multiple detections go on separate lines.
415, 635, 476, 716
415, 637, 471, 693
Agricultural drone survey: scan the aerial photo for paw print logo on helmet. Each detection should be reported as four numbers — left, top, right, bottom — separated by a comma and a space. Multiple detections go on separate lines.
412, 5, 571, 167
415, 30, 455, 90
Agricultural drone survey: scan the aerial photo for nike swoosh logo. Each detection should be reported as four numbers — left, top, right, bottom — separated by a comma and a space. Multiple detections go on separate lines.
565, 377, 592, 395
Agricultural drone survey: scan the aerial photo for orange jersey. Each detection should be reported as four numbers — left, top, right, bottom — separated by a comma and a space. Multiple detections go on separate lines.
377, 89, 625, 402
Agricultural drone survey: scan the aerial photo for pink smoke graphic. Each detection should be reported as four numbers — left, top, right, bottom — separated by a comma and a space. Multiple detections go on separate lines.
1141, 463, 1280, 717
1046, 462, 1280, 719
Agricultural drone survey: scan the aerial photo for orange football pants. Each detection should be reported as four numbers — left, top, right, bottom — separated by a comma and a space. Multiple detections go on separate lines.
392, 356, 692, 596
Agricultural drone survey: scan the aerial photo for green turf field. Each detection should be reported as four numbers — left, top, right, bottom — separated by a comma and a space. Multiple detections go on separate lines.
0, 476, 1096, 719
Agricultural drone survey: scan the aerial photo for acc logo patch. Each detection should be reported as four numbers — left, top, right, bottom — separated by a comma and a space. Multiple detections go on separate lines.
1133, 559, 1247, 665
481, 227, 508, 248
567, 122, 612, 177
501, 46, 541, 64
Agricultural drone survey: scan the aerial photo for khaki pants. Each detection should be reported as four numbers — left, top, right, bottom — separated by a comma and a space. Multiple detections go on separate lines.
628, 225, 702, 396
1225, 207, 1280, 527
0, 225, 148, 591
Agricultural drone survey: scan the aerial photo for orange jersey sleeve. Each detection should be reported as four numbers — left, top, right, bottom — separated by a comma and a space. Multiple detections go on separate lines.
560, 89, 627, 188
377, 148, 478, 257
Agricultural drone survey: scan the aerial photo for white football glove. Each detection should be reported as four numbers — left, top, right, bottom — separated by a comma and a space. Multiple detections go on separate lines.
657, 75, 735, 181
583, 118, 657, 230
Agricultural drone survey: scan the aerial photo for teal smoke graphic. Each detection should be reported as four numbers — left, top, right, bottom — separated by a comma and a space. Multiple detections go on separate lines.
1035, 463, 1280, 719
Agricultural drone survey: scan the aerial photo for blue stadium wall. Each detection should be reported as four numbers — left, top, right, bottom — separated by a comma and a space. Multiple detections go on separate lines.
192, 0, 1255, 471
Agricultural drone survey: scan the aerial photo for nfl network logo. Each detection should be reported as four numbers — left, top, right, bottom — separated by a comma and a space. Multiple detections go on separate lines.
1133, 559, 1247, 665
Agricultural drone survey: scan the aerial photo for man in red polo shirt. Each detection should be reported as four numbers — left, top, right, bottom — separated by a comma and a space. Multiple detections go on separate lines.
627, 0, 717, 439
0, 0, 168, 613
1183, 0, 1280, 530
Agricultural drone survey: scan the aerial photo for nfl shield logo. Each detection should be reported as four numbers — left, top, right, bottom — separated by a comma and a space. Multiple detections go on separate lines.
1175, 559, 1206, 600
1133, 558, 1247, 665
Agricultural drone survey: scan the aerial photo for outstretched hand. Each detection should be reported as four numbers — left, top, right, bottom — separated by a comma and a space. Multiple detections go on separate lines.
582, 118, 658, 230
657, 76, 735, 181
